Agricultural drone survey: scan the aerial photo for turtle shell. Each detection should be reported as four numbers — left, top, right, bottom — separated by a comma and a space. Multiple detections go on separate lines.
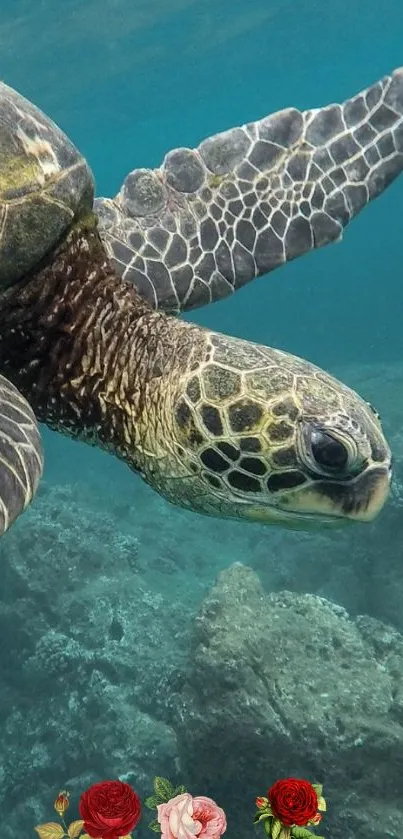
0, 82, 94, 288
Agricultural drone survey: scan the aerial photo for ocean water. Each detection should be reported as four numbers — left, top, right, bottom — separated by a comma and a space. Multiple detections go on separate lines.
1, 1, 403, 837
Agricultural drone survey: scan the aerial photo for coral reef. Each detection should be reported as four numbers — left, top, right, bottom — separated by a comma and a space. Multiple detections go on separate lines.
0, 483, 185, 838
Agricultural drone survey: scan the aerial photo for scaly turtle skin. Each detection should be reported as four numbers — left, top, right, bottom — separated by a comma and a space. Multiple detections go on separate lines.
0, 375, 43, 534
0, 69, 402, 536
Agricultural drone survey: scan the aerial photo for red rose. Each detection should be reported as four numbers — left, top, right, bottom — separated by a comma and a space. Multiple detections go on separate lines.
79, 780, 141, 839
268, 778, 318, 827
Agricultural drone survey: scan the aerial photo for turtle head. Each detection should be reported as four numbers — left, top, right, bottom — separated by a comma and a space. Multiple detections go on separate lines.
140, 330, 391, 528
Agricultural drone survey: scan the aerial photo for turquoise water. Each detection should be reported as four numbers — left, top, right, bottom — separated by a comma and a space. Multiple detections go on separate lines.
1, 2, 403, 837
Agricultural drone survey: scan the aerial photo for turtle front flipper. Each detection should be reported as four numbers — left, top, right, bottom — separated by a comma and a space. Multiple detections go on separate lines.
96, 67, 403, 314
0, 375, 43, 535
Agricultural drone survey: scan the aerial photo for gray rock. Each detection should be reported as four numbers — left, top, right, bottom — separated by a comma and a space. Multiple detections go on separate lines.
174, 563, 403, 838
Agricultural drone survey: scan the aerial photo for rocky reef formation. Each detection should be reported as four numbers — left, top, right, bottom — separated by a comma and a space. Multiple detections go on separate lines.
174, 563, 403, 839
0, 482, 186, 838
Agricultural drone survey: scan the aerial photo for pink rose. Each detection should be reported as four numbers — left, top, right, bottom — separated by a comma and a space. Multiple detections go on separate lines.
157, 792, 226, 839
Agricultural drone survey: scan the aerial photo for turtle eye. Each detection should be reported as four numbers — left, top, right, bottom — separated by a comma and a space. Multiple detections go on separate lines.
310, 429, 348, 471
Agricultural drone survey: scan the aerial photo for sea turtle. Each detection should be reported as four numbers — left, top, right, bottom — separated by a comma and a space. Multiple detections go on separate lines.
0, 68, 402, 537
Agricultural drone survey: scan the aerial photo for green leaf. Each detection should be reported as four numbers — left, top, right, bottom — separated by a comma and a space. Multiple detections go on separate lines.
145, 795, 160, 810
34, 824, 66, 839
153, 777, 175, 802
172, 784, 187, 796
148, 819, 162, 833
264, 817, 273, 836
67, 822, 84, 839
253, 811, 272, 825
311, 784, 323, 799
254, 805, 272, 817
291, 829, 316, 839
271, 818, 282, 839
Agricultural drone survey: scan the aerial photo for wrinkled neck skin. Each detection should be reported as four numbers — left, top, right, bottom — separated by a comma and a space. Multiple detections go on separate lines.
0, 221, 197, 474
0, 221, 392, 527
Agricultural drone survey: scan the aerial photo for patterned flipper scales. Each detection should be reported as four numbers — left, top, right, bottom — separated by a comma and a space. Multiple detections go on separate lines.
0, 376, 43, 536
96, 67, 403, 313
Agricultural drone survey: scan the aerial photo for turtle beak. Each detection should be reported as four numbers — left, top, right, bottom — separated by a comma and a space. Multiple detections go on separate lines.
278, 464, 392, 524
343, 464, 392, 522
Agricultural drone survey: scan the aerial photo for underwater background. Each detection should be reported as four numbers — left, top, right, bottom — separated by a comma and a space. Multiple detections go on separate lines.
1, 1, 403, 837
